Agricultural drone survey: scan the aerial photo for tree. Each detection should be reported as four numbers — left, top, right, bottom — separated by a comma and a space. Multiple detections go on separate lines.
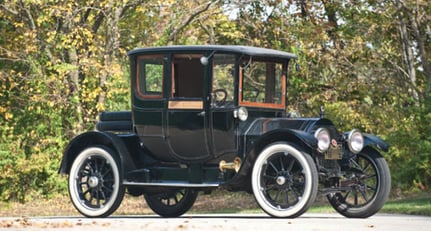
385, 0, 431, 190
228, 0, 431, 189
1, 0, 430, 201
0, 0, 145, 201
0, 0, 231, 201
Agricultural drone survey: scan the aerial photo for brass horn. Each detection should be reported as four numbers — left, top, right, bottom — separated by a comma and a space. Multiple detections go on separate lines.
219, 157, 242, 173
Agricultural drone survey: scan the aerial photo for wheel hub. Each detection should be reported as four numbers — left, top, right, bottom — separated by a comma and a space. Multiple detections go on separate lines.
88, 176, 100, 188
275, 171, 293, 189
276, 176, 286, 185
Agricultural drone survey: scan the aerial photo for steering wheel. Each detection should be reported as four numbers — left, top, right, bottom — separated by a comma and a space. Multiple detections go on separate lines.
213, 89, 228, 105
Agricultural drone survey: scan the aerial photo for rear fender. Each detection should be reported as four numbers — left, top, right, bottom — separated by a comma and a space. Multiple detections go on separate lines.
58, 131, 137, 177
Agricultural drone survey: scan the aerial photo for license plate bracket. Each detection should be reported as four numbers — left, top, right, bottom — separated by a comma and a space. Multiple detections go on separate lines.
325, 145, 342, 160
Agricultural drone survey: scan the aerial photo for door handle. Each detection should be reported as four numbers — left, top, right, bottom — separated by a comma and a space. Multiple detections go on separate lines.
197, 111, 205, 116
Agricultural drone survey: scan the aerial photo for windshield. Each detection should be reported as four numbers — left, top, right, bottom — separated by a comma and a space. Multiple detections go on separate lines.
240, 57, 286, 109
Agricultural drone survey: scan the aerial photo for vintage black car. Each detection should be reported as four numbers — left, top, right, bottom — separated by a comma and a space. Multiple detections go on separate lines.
59, 45, 391, 218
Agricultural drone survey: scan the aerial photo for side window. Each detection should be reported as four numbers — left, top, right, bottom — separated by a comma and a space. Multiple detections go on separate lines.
137, 56, 164, 98
241, 57, 285, 107
172, 54, 204, 98
213, 54, 235, 106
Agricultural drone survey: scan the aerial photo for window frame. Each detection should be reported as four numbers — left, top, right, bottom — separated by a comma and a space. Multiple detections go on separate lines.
136, 55, 165, 99
212, 53, 236, 106
170, 53, 204, 99
238, 57, 286, 109
168, 53, 205, 110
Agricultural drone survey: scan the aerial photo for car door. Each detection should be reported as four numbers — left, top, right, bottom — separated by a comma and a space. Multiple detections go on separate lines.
210, 54, 238, 157
133, 54, 176, 162
166, 54, 211, 161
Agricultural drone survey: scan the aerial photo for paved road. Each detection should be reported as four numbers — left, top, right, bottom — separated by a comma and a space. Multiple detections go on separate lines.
1, 213, 430, 230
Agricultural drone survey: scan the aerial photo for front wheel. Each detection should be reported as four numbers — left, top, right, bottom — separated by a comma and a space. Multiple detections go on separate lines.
327, 148, 391, 218
68, 146, 125, 218
251, 142, 318, 218
144, 188, 198, 217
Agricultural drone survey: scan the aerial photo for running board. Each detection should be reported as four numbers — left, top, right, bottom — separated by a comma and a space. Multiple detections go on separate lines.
123, 181, 220, 188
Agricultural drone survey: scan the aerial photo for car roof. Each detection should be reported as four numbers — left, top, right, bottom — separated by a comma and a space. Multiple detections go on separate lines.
128, 45, 297, 60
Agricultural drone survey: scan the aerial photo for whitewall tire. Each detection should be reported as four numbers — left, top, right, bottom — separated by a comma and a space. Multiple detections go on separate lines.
251, 142, 318, 218
68, 146, 125, 218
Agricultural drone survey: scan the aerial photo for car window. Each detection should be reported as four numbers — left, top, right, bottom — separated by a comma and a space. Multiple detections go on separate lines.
240, 57, 285, 108
172, 54, 204, 98
213, 54, 235, 106
136, 55, 164, 98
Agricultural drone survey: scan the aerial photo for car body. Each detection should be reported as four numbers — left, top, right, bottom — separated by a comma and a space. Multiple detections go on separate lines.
59, 45, 391, 218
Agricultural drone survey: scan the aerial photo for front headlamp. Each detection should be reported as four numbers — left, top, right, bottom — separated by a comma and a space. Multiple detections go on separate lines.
315, 128, 331, 152
347, 129, 364, 154
233, 107, 248, 121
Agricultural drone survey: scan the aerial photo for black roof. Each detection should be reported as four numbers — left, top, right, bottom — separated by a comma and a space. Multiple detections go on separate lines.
128, 45, 297, 59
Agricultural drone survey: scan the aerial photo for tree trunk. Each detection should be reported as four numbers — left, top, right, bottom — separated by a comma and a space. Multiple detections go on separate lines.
67, 48, 84, 135
98, 6, 124, 110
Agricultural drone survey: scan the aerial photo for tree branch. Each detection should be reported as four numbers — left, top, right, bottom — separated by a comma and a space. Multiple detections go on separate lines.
0, 4, 18, 15
168, 1, 218, 42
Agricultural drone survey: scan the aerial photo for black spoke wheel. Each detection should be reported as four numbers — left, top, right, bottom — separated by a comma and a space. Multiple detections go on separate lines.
68, 146, 125, 218
144, 188, 198, 217
252, 142, 318, 218
327, 148, 391, 218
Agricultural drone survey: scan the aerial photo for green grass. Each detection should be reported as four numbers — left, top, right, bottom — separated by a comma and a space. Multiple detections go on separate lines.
308, 194, 431, 216
381, 195, 431, 216
1, 191, 430, 217
308, 193, 431, 216
215, 194, 431, 216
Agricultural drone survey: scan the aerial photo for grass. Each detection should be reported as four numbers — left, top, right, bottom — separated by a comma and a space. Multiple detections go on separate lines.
193, 192, 431, 216
381, 194, 431, 216
0, 191, 430, 217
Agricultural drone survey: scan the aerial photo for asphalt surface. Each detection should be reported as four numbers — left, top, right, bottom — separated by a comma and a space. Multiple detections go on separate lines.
1, 213, 430, 230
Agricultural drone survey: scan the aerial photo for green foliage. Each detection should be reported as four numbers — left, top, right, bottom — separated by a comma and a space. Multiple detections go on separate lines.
0, 0, 430, 202
386, 109, 431, 191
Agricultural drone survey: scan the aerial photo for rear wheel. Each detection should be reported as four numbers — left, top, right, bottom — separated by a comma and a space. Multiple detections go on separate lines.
327, 148, 391, 218
144, 188, 198, 217
251, 142, 318, 218
68, 146, 125, 218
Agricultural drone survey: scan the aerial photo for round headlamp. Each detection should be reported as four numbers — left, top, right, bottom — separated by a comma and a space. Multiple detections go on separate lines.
233, 107, 248, 121
347, 129, 364, 154
314, 128, 331, 152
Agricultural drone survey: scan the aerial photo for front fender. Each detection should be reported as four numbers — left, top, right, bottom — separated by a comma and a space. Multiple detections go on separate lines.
363, 133, 389, 152
58, 131, 137, 177
240, 129, 317, 174
225, 129, 317, 191
249, 129, 318, 155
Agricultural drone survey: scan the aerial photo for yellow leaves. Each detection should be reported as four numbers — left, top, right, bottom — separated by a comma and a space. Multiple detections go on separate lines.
3, 112, 13, 121
14, 22, 25, 29
47, 101, 55, 108
135, 5, 145, 13
96, 102, 106, 112
81, 86, 102, 102
12, 30, 38, 54
51, 63, 79, 75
